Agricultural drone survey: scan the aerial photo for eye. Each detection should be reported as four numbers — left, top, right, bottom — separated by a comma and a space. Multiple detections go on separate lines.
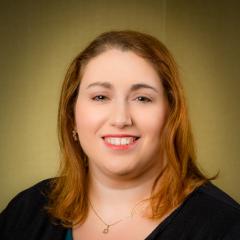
136, 96, 152, 103
92, 95, 108, 101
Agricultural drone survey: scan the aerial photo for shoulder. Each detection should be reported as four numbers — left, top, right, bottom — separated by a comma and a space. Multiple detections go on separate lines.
1, 178, 53, 218
13, 178, 52, 202
197, 181, 240, 208
194, 181, 240, 218
180, 181, 240, 238
0, 178, 65, 239
152, 183, 240, 239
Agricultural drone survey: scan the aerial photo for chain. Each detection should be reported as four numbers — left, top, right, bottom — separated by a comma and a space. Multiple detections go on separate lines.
89, 199, 145, 234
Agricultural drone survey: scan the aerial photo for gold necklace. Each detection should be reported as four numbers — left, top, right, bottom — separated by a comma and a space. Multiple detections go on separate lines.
89, 200, 144, 234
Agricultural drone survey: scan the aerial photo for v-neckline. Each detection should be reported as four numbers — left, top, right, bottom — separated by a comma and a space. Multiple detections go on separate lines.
66, 186, 200, 240
145, 186, 199, 239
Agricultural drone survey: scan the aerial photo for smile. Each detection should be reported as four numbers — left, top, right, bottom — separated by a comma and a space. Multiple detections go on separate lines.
102, 137, 140, 150
104, 137, 138, 145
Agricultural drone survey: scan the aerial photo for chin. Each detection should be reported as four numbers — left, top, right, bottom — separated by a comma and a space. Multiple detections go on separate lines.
106, 165, 147, 180
104, 162, 137, 177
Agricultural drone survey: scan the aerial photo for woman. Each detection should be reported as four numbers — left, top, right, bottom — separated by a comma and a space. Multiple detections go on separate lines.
0, 30, 239, 240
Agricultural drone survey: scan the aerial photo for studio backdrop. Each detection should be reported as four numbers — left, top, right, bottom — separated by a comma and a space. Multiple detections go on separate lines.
0, 0, 239, 210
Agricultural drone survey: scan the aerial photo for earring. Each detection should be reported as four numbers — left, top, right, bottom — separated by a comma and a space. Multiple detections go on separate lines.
72, 130, 78, 141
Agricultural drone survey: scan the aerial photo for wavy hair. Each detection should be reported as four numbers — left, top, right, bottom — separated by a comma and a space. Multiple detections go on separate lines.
47, 30, 214, 226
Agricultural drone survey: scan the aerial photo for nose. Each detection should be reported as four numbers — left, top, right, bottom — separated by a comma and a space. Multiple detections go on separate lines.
109, 101, 133, 128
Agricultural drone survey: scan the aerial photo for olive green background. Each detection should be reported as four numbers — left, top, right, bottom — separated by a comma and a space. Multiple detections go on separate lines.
0, 0, 239, 211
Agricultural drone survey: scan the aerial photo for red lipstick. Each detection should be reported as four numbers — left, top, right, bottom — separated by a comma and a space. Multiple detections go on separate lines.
102, 134, 140, 138
102, 134, 140, 150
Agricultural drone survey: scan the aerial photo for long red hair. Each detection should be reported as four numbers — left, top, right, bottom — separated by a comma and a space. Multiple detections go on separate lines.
47, 30, 214, 226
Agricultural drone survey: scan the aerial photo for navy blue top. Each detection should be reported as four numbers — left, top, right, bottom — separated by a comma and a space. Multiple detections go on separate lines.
1, 179, 240, 239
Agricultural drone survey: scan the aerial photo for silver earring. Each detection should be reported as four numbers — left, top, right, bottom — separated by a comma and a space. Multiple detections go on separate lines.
72, 130, 78, 141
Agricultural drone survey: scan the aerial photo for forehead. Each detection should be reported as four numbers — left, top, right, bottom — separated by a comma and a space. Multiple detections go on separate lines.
80, 49, 161, 89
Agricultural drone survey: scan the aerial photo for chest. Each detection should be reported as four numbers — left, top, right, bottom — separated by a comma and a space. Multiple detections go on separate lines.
72, 217, 162, 240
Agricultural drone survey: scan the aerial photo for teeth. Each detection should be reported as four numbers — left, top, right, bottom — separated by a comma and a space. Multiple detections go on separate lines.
104, 137, 136, 146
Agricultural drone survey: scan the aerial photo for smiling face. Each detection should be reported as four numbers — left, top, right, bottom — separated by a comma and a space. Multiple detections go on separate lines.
74, 49, 168, 181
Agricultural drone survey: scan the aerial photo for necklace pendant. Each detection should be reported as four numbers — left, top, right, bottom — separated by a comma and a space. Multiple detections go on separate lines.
103, 226, 109, 234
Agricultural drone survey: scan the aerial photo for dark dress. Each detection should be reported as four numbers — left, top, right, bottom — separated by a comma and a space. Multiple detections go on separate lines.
0, 179, 240, 239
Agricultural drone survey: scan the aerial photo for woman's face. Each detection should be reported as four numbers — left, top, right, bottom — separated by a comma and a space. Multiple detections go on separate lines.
74, 49, 168, 180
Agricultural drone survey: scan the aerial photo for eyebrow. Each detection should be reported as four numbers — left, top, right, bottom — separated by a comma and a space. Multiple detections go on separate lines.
86, 81, 159, 93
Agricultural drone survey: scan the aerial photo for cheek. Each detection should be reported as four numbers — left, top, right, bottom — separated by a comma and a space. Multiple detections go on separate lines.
74, 102, 106, 136
137, 107, 167, 138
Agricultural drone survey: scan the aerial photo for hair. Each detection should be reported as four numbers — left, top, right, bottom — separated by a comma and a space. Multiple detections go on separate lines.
47, 30, 215, 226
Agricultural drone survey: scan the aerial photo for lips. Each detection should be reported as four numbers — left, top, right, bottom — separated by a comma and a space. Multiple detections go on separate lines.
101, 134, 141, 150
102, 134, 140, 139
102, 135, 140, 143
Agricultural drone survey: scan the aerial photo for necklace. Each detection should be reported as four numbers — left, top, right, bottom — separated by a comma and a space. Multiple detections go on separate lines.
89, 199, 143, 234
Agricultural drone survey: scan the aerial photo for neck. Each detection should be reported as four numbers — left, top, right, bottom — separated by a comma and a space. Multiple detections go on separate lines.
88, 163, 165, 220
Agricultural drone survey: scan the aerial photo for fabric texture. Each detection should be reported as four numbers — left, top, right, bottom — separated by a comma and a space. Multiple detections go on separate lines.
0, 179, 240, 240
65, 229, 72, 240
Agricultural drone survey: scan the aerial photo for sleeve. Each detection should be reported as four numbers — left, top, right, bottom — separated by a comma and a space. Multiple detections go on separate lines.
0, 179, 51, 239
222, 221, 240, 239
0, 190, 30, 238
